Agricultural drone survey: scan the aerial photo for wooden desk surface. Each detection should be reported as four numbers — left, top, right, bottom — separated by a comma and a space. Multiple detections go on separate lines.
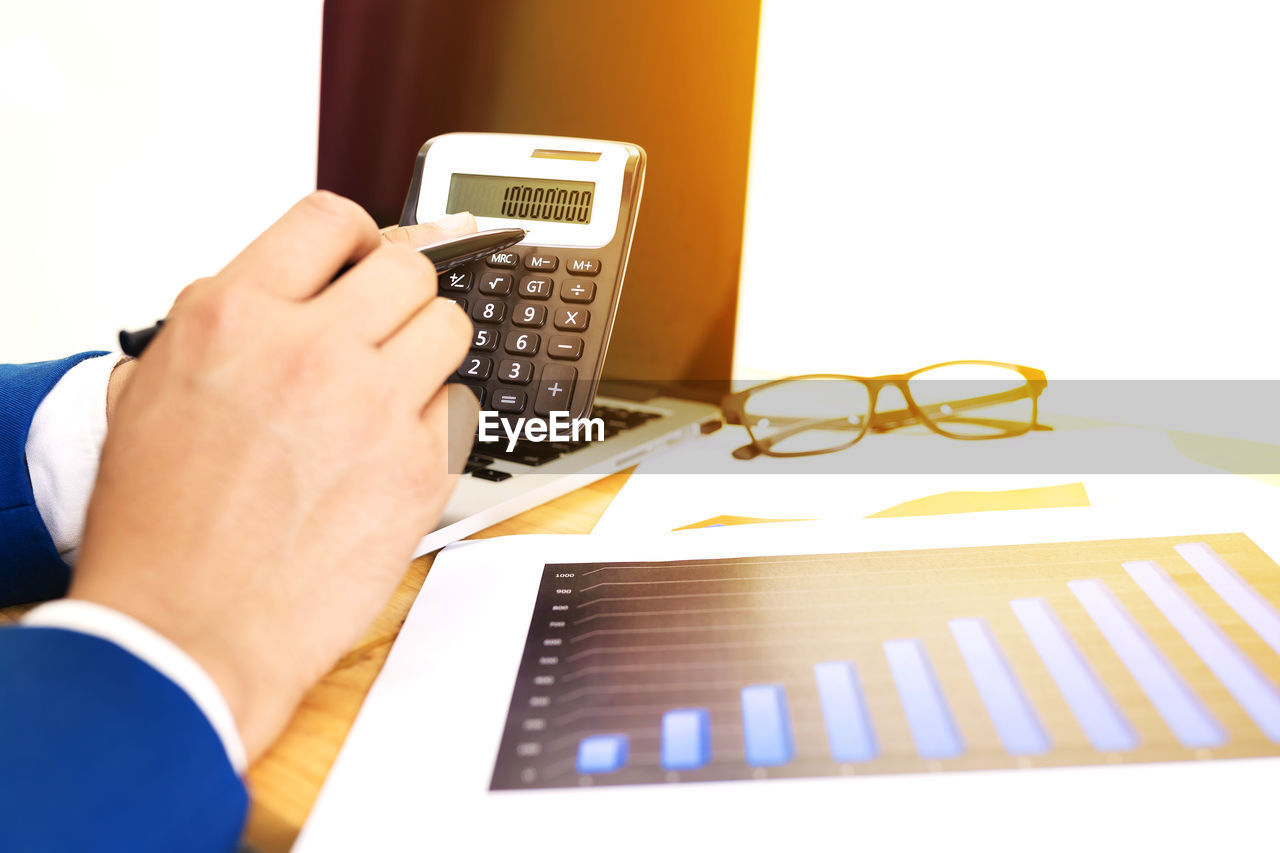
242, 470, 631, 852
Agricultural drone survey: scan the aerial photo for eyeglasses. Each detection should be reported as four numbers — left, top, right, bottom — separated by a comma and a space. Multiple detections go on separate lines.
720, 361, 1050, 459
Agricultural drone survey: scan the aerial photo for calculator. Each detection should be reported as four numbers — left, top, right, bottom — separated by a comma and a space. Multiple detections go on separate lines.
399, 133, 646, 419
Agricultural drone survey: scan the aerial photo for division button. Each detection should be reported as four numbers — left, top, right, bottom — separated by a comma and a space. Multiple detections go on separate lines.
525, 253, 558, 271
487, 251, 519, 268
561, 280, 595, 303
567, 258, 600, 275
547, 336, 583, 360
534, 364, 577, 416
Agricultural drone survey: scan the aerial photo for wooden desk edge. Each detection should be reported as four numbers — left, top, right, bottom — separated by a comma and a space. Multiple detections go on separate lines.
244, 470, 632, 851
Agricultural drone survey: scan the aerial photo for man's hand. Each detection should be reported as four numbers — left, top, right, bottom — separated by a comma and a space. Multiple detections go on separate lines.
73, 192, 479, 760
103, 211, 478, 422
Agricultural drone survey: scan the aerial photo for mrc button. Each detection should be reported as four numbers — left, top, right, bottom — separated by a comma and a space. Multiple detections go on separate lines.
487, 251, 519, 268
567, 258, 600, 275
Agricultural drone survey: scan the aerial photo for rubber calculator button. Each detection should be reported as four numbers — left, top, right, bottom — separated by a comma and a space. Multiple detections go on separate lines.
463, 384, 485, 406
567, 258, 600, 275
478, 272, 513, 295
505, 331, 540, 355
440, 269, 472, 292
472, 328, 499, 352
519, 276, 554, 300
439, 296, 468, 313
534, 364, 577, 416
498, 358, 534, 385
492, 390, 527, 413
525, 254, 558, 271
512, 303, 548, 327
553, 307, 590, 331
560, 280, 595, 303
457, 356, 493, 380
471, 300, 507, 324
547, 336, 583, 360
487, 251, 519, 268
470, 467, 513, 482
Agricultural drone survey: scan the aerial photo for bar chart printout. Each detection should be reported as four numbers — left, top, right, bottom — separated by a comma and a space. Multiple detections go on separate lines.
489, 533, 1280, 790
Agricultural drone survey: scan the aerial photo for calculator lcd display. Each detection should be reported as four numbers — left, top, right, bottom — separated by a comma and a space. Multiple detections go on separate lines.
446, 173, 595, 224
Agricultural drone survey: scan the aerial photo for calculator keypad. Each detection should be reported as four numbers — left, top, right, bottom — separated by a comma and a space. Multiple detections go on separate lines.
446, 249, 612, 419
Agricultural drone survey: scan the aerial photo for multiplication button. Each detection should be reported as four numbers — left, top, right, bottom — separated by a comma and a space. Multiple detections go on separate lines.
534, 364, 577, 416
553, 307, 589, 331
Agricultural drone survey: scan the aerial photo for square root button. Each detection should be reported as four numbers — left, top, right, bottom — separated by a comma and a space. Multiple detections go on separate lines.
534, 364, 577, 416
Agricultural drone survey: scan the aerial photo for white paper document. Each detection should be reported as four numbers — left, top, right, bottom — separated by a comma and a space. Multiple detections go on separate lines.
295, 499, 1280, 852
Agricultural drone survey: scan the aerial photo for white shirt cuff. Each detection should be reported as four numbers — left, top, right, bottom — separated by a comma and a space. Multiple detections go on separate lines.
25, 353, 116, 565
23, 599, 248, 774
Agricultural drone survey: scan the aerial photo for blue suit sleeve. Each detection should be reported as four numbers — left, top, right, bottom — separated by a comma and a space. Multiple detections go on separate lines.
0, 626, 248, 852
0, 352, 108, 606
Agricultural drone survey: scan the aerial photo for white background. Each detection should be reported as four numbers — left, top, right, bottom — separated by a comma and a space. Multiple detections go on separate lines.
735, 1, 1280, 380
0, 1, 322, 362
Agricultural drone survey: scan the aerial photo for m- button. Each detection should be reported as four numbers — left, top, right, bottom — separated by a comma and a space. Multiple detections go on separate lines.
553, 308, 589, 331
534, 365, 577, 416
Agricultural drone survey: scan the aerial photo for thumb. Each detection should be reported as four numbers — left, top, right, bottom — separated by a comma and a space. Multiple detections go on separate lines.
445, 383, 481, 474
381, 212, 478, 248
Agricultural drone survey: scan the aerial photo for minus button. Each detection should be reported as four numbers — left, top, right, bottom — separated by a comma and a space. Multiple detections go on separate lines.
548, 336, 583, 360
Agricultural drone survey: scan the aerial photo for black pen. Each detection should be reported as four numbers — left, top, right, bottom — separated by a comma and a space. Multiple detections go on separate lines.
118, 227, 527, 357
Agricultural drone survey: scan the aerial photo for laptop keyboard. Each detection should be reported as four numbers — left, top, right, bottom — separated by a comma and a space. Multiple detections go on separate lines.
465, 404, 665, 481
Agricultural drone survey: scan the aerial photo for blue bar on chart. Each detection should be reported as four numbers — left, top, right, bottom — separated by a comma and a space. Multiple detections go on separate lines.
576, 734, 629, 775
1069, 578, 1226, 748
813, 661, 879, 762
661, 708, 712, 771
1175, 543, 1280, 658
1124, 560, 1280, 742
884, 639, 964, 759
741, 684, 795, 767
948, 618, 1050, 755
1010, 597, 1138, 752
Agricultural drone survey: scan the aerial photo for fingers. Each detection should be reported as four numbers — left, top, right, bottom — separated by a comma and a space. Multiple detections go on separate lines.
420, 383, 482, 475
380, 297, 473, 404
317, 243, 439, 343
381, 212, 477, 248
219, 191, 380, 299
